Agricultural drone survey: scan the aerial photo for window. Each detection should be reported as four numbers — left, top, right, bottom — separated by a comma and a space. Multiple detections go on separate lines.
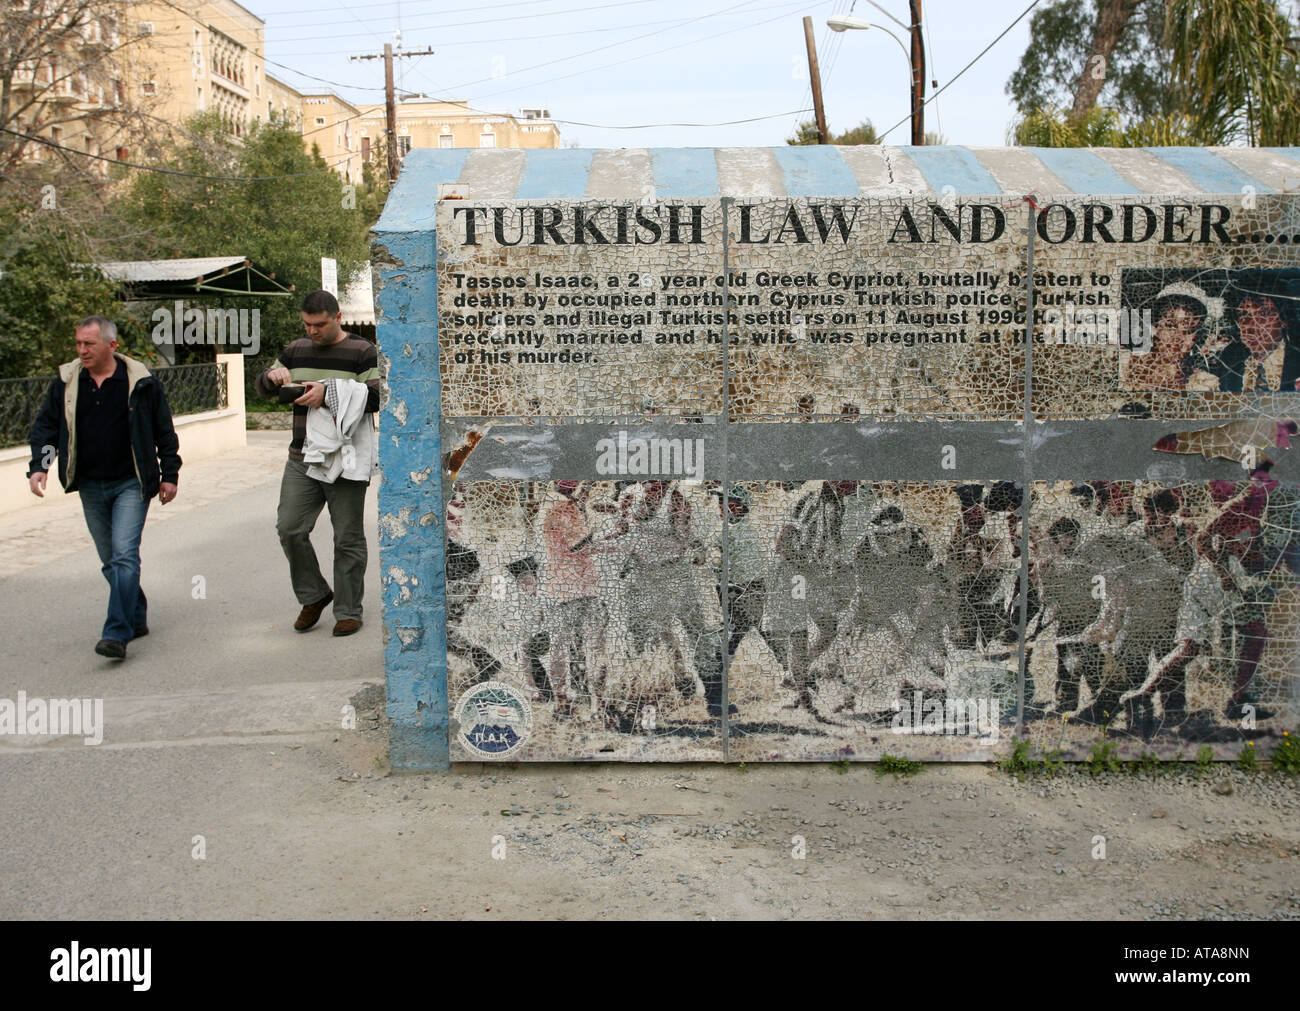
116, 147, 128, 161
138, 21, 154, 35
439, 134, 453, 149
361, 136, 370, 161
114, 80, 124, 105
315, 116, 325, 126
398, 136, 411, 155
479, 132, 496, 148
141, 81, 156, 96
196, 86, 203, 108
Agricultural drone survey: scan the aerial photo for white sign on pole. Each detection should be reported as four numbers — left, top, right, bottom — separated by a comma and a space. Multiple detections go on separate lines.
321, 256, 339, 297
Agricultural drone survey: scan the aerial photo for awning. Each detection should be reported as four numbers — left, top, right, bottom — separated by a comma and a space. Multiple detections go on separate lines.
94, 257, 295, 298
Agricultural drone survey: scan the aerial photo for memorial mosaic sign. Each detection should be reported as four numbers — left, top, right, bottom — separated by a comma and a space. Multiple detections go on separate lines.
419, 191, 1300, 762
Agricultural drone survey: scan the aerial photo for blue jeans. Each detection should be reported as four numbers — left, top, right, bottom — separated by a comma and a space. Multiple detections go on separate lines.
79, 477, 150, 643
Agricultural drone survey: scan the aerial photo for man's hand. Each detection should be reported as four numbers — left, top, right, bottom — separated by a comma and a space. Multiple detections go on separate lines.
29, 471, 47, 498
295, 381, 326, 409
159, 482, 178, 505
265, 367, 293, 386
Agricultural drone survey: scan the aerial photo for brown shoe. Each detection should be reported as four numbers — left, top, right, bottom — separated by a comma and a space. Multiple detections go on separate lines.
294, 590, 334, 631
332, 618, 362, 637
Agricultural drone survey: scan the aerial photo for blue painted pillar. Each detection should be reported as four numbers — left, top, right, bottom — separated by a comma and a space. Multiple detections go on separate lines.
374, 203, 448, 769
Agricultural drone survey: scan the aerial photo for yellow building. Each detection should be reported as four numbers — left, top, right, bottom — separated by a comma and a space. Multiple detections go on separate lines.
265, 74, 302, 128
125, 0, 269, 141
299, 91, 363, 184
357, 100, 560, 161
8, 0, 556, 183
8, 0, 134, 170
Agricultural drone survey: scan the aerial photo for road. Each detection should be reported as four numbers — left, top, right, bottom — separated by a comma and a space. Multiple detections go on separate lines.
1, 433, 1296, 919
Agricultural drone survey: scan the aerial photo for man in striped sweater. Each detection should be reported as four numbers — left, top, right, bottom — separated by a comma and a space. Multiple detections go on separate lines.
255, 290, 380, 636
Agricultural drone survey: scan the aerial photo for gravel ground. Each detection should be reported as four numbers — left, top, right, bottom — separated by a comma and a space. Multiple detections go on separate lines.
328, 689, 1300, 921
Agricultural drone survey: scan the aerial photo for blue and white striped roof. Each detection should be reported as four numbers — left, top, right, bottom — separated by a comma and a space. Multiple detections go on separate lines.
379, 146, 1300, 229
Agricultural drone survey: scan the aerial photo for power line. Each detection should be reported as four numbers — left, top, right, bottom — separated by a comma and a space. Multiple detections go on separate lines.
269, 0, 660, 44
409, 0, 763, 96
266, 0, 647, 26
409, 1, 817, 107
265, 2, 813, 57
1, 127, 355, 182
293, 0, 814, 142
551, 108, 814, 128
787, 0, 839, 140
264, 57, 391, 92
877, 0, 1040, 142
922, 0, 941, 138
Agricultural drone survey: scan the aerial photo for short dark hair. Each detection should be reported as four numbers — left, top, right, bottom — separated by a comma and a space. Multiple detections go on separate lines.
301, 290, 340, 315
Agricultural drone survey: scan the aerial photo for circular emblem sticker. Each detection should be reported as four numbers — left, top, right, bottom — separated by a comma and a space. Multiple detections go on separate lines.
454, 681, 533, 759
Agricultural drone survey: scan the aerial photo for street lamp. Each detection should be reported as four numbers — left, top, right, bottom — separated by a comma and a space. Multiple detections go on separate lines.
827, 16, 911, 70
828, 5, 926, 145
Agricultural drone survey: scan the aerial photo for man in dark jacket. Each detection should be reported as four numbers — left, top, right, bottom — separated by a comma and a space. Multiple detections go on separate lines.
27, 316, 181, 659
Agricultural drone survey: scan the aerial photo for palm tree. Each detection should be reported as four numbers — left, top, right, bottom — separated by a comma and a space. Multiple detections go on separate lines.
1165, 0, 1300, 145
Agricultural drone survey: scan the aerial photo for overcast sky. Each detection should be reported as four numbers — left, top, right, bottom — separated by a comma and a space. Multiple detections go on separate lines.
254, 0, 1039, 149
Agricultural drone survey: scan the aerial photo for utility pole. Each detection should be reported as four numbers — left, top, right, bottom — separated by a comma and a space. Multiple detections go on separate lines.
802, 16, 830, 144
909, 0, 925, 145
351, 43, 435, 184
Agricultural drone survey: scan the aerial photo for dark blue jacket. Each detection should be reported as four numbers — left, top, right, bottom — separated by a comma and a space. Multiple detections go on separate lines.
1204, 339, 1300, 393
27, 354, 181, 499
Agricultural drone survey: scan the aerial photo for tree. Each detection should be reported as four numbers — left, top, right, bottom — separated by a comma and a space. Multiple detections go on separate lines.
1008, 0, 1300, 147
111, 114, 373, 358
0, 0, 152, 188
1165, 0, 1300, 145
1071, 0, 1144, 122
0, 199, 126, 378
787, 118, 883, 145
1008, 0, 1176, 125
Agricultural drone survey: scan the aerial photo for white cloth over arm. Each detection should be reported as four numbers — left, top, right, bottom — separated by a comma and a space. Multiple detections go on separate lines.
302, 378, 376, 483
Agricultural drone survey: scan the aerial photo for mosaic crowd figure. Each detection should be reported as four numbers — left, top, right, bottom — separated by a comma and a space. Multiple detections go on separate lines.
601, 480, 723, 715
762, 480, 856, 720
539, 481, 608, 718
445, 489, 504, 684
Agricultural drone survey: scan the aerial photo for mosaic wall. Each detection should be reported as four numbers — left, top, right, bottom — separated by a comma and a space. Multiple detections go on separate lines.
422, 194, 1300, 762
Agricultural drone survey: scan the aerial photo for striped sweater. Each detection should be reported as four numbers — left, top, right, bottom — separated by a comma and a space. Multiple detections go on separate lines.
255, 334, 381, 462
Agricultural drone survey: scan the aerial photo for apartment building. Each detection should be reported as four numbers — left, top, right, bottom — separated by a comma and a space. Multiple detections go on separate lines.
126, 0, 268, 141
8, 0, 269, 170
8, 0, 555, 183
299, 91, 362, 184
265, 73, 302, 127
6, 0, 132, 169
356, 99, 559, 161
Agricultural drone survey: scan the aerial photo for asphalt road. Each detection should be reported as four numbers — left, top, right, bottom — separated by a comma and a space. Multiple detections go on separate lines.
0, 432, 388, 917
